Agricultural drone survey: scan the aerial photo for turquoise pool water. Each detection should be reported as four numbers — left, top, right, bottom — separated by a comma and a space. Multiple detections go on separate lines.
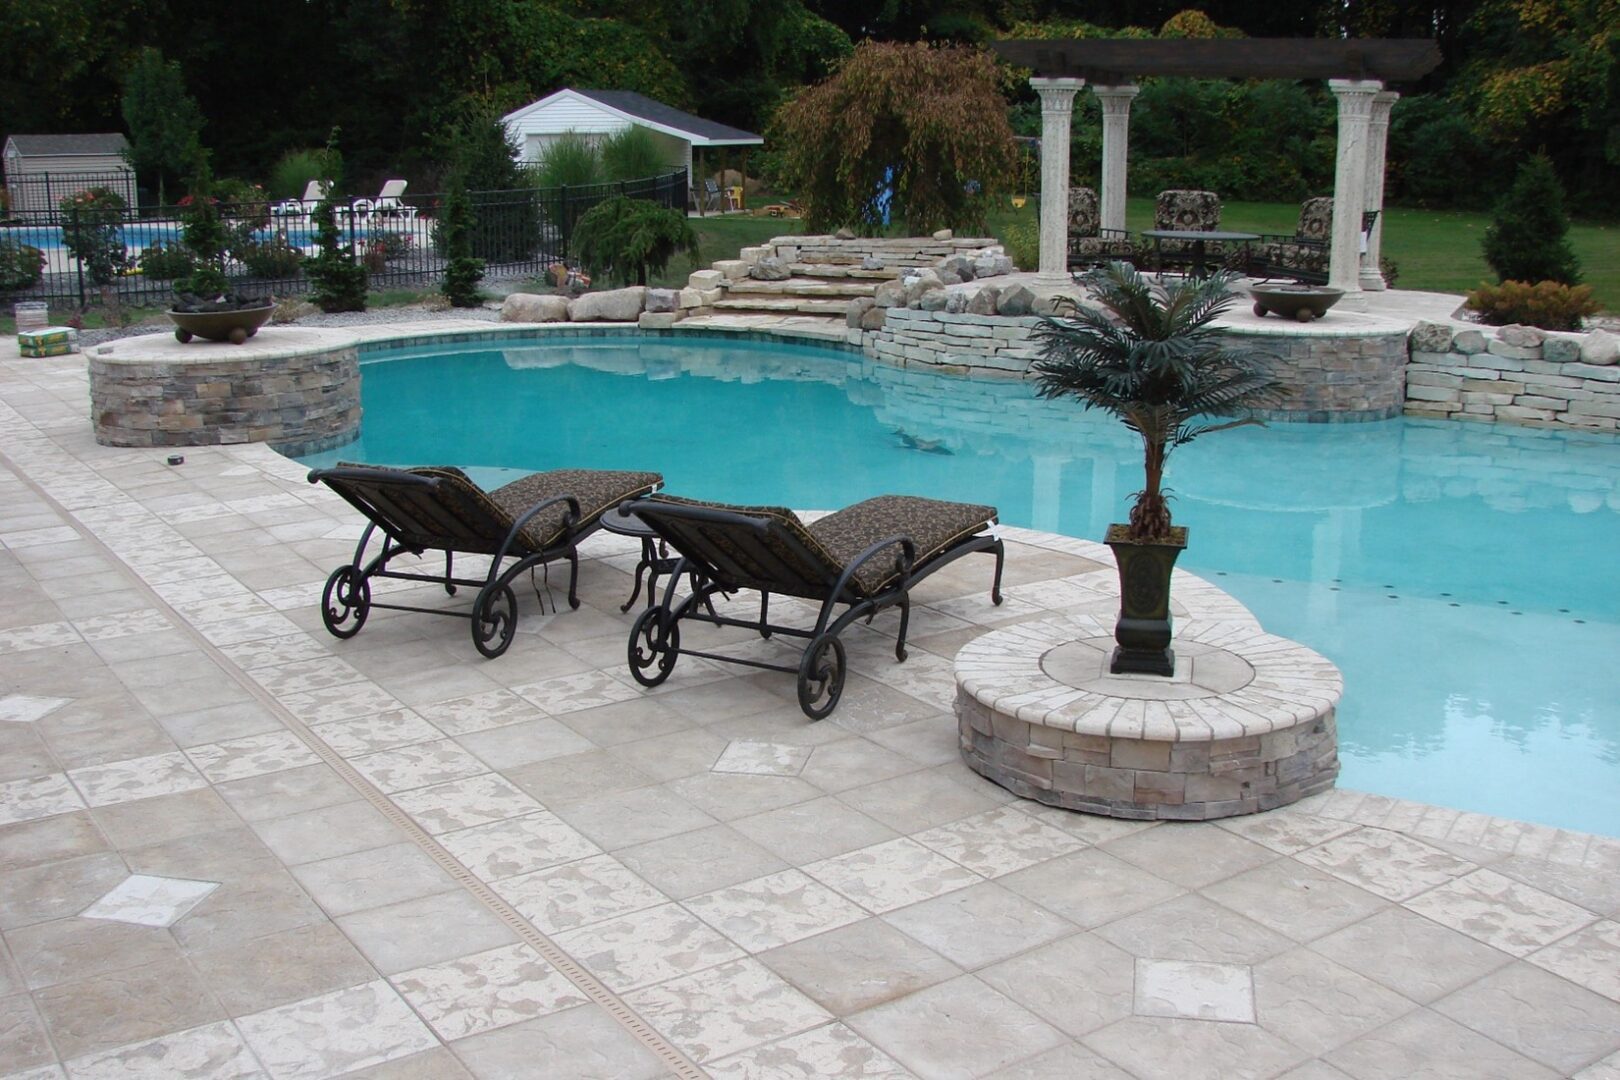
300, 335, 1620, 837
2, 221, 357, 251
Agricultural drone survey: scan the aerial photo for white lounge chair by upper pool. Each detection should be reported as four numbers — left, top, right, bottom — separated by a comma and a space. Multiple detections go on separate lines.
352, 179, 417, 223
271, 180, 329, 218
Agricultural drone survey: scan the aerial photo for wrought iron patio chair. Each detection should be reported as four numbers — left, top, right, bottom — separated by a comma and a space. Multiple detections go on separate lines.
623, 494, 1004, 718
310, 464, 662, 658
1067, 186, 1134, 271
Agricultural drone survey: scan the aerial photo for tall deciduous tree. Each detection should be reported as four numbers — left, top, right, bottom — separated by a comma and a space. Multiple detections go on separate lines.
120, 48, 204, 207
771, 42, 1015, 235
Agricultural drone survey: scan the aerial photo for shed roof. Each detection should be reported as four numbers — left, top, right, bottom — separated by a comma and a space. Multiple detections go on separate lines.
502, 89, 763, 146
5, 133, 131, 158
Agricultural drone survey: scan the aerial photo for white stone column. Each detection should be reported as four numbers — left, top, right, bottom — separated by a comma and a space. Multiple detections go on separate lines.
1094, 84, 1139, 234
1327, 79, 1381, 294
1031, 77, 1085, 287
1359, 90, 1399, 291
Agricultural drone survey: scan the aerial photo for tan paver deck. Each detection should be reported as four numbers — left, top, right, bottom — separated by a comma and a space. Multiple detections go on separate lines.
2, 341, 1619, 1079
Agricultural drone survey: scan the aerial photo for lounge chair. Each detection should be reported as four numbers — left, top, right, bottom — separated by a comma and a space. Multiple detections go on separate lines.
309, 464, 662, 658
622, 494, 1004, 718
271, 180, 329, 219
352, 179, 417, 223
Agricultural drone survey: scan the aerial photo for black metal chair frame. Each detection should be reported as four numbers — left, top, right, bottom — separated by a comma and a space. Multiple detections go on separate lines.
309, 466, 590, 659
1249, 210, 1380, 286
623, 500, 1005, 719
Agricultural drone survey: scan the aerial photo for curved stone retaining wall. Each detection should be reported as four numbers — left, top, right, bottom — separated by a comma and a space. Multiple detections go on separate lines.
1405, 322, 1619, 433
89, 328, 361, 455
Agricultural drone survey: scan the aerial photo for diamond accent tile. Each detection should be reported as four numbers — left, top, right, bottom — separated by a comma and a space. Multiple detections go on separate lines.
81, 874, 220, 927
0, 695, 71, 725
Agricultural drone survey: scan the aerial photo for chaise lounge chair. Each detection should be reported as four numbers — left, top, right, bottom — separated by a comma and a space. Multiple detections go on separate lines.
271, 180, 330, 220
622, 494, 1004, 718
310, 464, 662, 657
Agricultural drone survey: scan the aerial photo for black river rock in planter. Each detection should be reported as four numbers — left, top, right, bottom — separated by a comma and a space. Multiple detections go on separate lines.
168, 292, 274, 345
1105, 524, 1187, 676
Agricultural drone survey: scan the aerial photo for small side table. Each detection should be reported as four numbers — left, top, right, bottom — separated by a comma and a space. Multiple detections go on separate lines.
601, 506, 716, 614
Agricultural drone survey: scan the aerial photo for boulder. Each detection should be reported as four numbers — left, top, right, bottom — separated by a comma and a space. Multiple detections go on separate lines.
567, 287, 646, 322
903, 270, 944, 306
637, 312, 680, 329
859, 304, 888, 330
677, 287, 703, 310
846, 297, 875, 329
1032, 295, 1069, 317
271, 298, 320, 324
835, 227, 857, 240
738, 246, 769, 265
500, 293, 570, 323
644, 288, 678, 313
932, 229, 953, 240
919, 290, 950, 312
874, 280, 907, 308
688, 269, 724, 289
997, 285, 1035, 317
1452, 328, 1488, 354
943, 255, 977, 281
712, 260, 750, 281
750, 256, 791, 281
973, 254, 1014, 278
1497, 324, 1545, 348
1542, 335, 1581, 363
966, 287, 1000, 316
1581, 328, 1619, 366
935, 266, 963, 285
945, 292, 970, 314
1409, 321, 1454, 354
861, 255, 884, 271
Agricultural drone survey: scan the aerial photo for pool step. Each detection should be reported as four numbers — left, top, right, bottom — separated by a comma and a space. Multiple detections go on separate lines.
710, 297, 854, 317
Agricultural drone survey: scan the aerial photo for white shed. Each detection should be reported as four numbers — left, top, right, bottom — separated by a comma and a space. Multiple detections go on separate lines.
3, 134, 137, 217
501, 89, 762, 198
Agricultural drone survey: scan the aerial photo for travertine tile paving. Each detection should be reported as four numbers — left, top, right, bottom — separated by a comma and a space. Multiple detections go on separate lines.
1, 342, 1618, 1078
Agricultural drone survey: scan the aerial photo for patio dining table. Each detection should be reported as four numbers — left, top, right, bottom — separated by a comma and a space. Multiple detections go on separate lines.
1141, 228, 1259, 279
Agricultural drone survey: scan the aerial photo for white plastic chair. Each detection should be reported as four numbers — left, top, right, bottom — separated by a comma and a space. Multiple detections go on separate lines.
272, 180, 329, 218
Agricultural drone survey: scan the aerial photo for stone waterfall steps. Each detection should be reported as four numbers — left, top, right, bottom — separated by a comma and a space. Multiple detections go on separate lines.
710, 277, 880, 318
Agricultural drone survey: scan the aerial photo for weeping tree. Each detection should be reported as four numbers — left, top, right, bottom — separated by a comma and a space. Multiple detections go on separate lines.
571, 196, 698, 286
1033, 265, 1281, 542
769, 41, 1015, 235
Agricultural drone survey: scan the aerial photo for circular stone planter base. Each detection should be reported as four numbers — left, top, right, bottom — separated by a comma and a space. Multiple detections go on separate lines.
955, 614, 1342, 821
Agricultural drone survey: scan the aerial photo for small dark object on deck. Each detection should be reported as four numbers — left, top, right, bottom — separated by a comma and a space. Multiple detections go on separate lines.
166, 454, 185, 466
1249, 285, 1344, 323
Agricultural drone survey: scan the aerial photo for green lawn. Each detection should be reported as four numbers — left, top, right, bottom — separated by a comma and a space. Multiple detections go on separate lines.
986, 197, 1620, 310
649, 214, 803, 289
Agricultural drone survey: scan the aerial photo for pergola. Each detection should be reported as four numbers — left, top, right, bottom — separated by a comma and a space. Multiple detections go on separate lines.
990, 39, 1443, 293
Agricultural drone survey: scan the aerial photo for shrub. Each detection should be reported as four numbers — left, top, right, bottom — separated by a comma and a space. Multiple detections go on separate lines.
571, 196, 697, 286
238, 239, 304, 279
446, 115, 544, 263
532, 132, 602, 189
1482, 154, 1581, 285
304, 134, 369, 312
175, 158, 231, 298
359, 230, 412, 273
438, 172, 485, 308
136, 241, 194, 280
1465, 280, 1598, 332
269, 149, 327, 201
58, 187, 130, 286
1003, 220, 1039, 271
600, 126, 665, 183
0, 240, 45, 290
771, 42, 1015, 235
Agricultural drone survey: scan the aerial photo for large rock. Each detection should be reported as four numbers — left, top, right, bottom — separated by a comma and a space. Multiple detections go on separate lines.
919, 289, 950, 312
712, 260, 749, 281
835, 227, 857, 240
1497, 324, 1545, 348
1410, 321, 1454, 354
637, 312, 680, 329
1031, 296, 1069, 317
966, 287, 1001, 316
874, 280, 907, 308
1451, 328, 1487, 354
997, 285, 1035, 317
1582, 328, 1619, 366
903, 270, 944, 306
500, 293, 570, 323
932, 229, 954, 240
943, 255, 977, 281
861, 255, 884, 271
750, 256, 791, 281
973, 254, 1014, 278
860, 304, 888, 331
1542, 335, 1581, 363
688, 269, 724, 289
568, 287, 646, 322
846, 297, 875, 329
935, 265, 963, 285
677, 287, 703, 310
644, 288, 678, 313
945, 292, 969, 314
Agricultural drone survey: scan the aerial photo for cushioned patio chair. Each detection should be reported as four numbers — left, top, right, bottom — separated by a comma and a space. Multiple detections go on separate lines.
1067, 187, 1135, 270
309, 464, 662, 657
622, 493, 1004, 718
1142, 188, 1232, 271
1252, 196, 1333, 284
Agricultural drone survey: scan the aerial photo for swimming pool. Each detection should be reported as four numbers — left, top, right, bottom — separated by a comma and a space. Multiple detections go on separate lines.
1, 220, 361, 251
299, 334, 1620, 836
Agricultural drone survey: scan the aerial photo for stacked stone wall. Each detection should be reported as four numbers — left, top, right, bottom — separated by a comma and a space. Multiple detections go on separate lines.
1405, 322, 1620, 433
749, 234, 999, 269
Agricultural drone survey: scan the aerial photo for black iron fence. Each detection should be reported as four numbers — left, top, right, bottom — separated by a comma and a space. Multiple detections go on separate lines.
0, 169, 688, 310
4, 171, 139, 219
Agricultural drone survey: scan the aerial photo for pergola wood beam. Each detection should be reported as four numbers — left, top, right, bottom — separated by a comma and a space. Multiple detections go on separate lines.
992, 39, 1442, 84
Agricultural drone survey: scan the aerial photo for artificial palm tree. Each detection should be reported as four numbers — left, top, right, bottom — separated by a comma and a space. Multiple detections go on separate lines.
1033, 263, 1280, 674
1033, 263, 1281, 542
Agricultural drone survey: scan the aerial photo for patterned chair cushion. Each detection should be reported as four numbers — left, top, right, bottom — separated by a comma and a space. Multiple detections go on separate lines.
637, 494, 844, 592
1068, 187, 1101, 239
1153, 190, 1222, 232
487, 468, 663, 549
1072, 235, 1136, 260
808, 495, 997, 596
1297, 197, 1333, 243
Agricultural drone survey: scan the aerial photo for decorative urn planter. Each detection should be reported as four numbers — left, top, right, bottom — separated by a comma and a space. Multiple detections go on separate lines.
1104, 524, 1187, 676
167, 303, 274, 345
1249, 285, 1344, 323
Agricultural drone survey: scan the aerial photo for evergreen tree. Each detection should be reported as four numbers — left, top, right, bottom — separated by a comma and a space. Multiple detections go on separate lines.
439, 170, 485, 308
303, 132, 369, 312
119, 48, 204, 208
1481, 154, 1582, 285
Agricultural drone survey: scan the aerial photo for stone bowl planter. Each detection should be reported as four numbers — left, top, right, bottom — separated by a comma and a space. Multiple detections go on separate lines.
167, 304, 274, 345
1249, 286, 1344, 323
